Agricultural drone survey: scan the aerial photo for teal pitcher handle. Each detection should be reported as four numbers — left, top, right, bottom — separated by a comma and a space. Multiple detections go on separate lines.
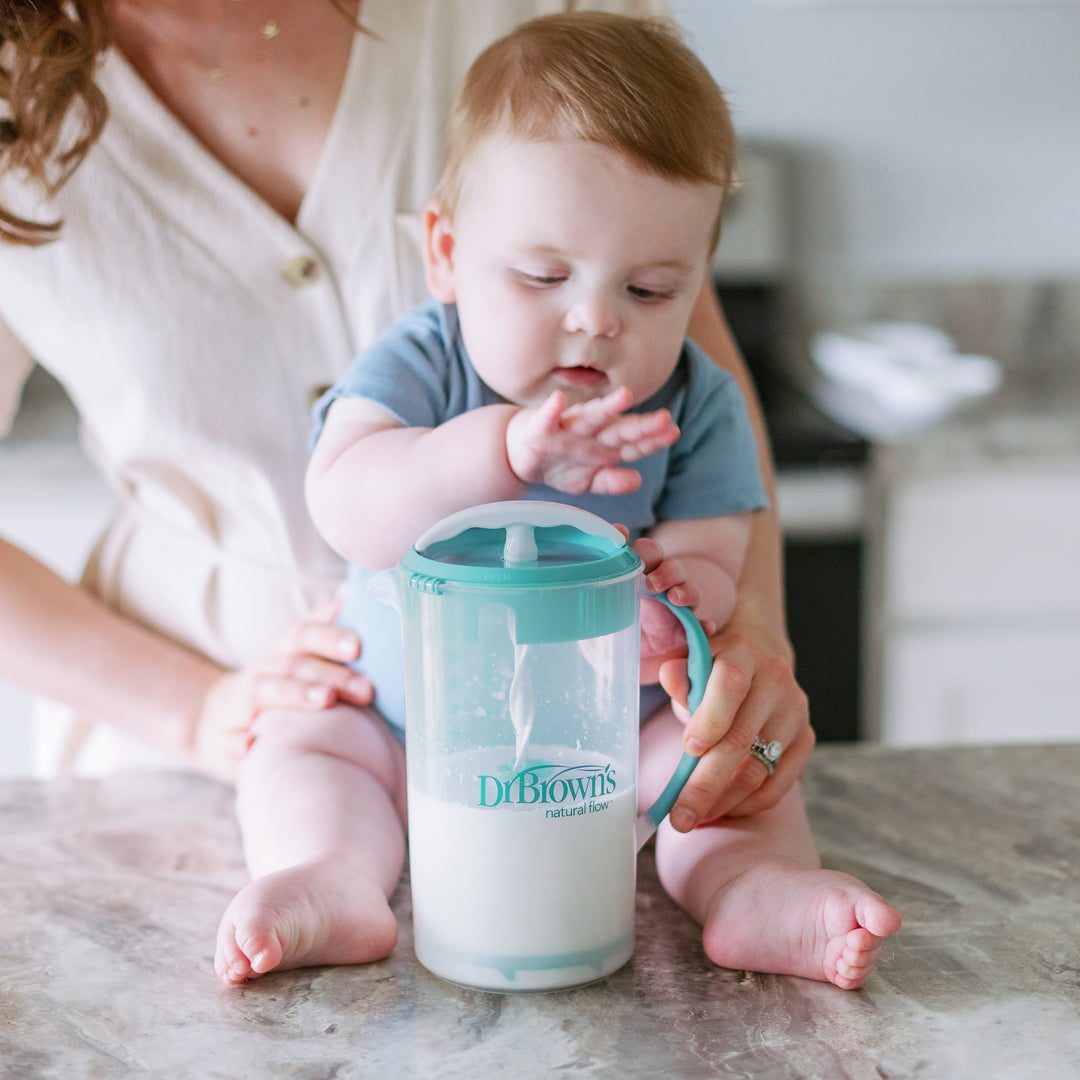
635, 594, 712, 850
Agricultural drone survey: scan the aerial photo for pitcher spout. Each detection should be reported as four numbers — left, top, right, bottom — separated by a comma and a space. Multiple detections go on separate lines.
356, 565, 401, 611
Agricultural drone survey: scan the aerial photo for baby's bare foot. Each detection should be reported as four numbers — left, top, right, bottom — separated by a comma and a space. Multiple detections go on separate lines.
214, 856, 398, 986
700, 864, 901, 990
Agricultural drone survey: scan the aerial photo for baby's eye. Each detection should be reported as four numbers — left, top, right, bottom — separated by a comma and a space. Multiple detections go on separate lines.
512, 269, 567, 287
628, 284, 675, 302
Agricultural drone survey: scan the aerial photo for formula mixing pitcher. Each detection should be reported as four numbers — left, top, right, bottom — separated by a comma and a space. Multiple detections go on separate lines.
395, 502, 710, 992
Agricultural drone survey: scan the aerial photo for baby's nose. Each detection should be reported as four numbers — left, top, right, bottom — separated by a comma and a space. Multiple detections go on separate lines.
565, 294, 620, 338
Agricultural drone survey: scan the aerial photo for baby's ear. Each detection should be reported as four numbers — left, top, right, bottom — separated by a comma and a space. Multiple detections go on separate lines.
422, 200, 457, 303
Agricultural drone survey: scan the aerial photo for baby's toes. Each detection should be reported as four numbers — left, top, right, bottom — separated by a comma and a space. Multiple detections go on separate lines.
833, 957, 871, 989
845, 926, 883, 960
215, 920, 254, 986
856, 892, 903, 939
834, 930, 883, 988
235, 925, 285, 975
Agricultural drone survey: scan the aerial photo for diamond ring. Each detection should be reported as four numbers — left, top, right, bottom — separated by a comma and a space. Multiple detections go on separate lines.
749, 737, 783, 775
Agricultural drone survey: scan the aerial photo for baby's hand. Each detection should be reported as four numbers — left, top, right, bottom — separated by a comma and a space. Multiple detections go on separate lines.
633, 536, 717, 685
506, 387, 679, 496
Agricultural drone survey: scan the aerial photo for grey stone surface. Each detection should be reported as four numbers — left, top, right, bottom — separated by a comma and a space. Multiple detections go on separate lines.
874, 372, 1080, 475
2, 743, 1078, 1079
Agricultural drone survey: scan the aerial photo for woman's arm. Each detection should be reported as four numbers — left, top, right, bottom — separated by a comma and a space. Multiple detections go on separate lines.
0, 535, 380, 779
0, 534, 220, 764
0, 320, 221, 765
666, 281, 813, 827
687, 281, 784, 623
1, 318, 373, 777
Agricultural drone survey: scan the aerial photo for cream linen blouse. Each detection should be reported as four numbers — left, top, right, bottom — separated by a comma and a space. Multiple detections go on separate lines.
0, 0, 668, 766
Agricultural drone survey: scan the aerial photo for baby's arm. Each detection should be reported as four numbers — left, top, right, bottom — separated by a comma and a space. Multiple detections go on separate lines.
306, 387, 679, 568
648, 514, 751, 628
637, 513, 751, 691
306, 396, 522, 567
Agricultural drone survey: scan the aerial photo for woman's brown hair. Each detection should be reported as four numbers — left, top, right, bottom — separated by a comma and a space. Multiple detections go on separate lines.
0, 0, 110, 246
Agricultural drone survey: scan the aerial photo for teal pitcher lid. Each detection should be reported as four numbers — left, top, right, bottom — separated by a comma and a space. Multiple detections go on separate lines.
398, 502, 642, 642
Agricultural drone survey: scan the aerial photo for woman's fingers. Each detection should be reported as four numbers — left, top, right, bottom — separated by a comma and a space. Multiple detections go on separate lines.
680, 638, 757, 755
250, 662, 374, 710
671, 693, 812, 828
720, 722, 816, 818
271, 618, 360, 666
249, 608, 371, 714
257, 642, 373, 706
194, 597, 374, 780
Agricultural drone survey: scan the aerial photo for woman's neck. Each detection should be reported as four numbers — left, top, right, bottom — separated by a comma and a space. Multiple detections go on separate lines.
109, 0, 359, 223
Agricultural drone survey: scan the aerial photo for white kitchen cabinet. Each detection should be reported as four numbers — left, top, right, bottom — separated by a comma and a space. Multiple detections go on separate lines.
882, 625, 1080, 746
867, 448, 1080, 746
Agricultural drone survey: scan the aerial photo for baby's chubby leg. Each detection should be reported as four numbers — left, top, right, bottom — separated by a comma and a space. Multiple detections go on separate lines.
641, 709, 901, 989
214, 703, 407, 985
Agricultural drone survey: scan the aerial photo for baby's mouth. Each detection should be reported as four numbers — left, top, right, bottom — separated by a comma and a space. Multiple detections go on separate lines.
555, 365, 606, 388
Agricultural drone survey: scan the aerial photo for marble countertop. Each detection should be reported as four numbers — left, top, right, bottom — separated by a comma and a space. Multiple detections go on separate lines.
873, 369, 1080, 475
2, 742, 1078, 1080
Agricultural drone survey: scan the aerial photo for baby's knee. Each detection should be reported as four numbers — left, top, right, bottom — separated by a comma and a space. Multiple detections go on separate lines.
245, 703, 357, 760
245, 703, 403, 790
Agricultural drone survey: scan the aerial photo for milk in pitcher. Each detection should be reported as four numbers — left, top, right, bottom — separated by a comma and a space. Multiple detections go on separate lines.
407, 744, 637, 991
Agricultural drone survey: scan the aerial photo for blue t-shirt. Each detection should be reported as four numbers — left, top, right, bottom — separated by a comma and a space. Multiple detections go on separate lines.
312, 299, 768, 734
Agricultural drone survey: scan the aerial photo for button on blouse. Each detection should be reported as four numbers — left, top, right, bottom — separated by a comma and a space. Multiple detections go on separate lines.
283, 255, 320, 287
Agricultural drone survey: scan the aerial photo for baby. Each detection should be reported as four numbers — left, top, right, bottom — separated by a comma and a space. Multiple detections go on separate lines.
215, 12, 900, 989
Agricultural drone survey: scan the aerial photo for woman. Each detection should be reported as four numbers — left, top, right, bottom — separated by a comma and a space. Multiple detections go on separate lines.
0, 0, 810, 828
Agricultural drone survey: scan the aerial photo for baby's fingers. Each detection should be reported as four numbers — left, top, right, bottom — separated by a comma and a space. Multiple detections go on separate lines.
586, 464, 643, 496
643, 555, 688, 596
600, 409, 679, 461
562, 386, 634, 434
532, 389, 568, 433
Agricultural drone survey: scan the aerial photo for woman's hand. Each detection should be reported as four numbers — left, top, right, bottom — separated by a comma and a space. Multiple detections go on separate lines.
659, 604, 813, 827
192, 599, 373, 781
629, 516, 813, 827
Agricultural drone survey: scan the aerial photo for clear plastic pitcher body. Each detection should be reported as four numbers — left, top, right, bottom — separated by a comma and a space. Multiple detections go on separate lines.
396, 502, 711, 993
403, 577, 641, 992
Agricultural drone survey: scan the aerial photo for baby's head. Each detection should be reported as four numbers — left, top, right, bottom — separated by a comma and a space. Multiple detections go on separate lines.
424, 13, 738, 411
433, 12, 736, 247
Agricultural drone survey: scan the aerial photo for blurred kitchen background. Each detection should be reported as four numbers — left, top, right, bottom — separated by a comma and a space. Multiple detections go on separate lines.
2, 0, 1079, 774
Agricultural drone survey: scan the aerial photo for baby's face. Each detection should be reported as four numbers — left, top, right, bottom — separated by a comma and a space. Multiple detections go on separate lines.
430, 136, 722, 409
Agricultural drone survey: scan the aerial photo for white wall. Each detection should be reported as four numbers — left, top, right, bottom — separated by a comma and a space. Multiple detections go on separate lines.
672, 1, 1080, 296
0, 374, 115, 777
